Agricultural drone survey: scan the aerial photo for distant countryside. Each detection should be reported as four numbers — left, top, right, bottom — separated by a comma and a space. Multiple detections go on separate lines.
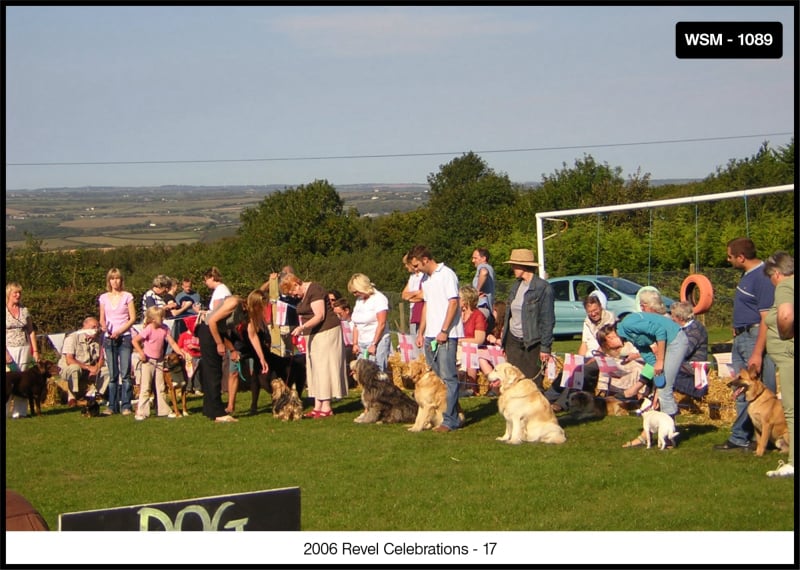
5, 183, 430, 251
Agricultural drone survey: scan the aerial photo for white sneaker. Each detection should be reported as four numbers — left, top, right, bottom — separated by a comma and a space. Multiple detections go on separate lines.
766, 461, 794, 478
135, 415, 146, 421
167, 412, 178, 419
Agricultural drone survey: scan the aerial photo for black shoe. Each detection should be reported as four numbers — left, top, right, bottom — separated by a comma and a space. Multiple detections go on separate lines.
713, 439, 751, 451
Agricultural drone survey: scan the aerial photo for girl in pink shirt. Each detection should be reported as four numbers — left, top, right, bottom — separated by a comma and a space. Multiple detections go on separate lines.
133, 307, 190, 420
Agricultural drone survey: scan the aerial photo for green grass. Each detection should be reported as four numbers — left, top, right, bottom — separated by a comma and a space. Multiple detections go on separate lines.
5, 383, 794, 532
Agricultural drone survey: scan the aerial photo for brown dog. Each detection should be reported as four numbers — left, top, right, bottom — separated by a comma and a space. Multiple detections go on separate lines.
162, 352, 188, 417
727, 366, 789, 456
488, 362, 566, 445
5, 360, 59, 417
407, 368, 465, 432
270, 378, 303, 421
568, 391, 629, 421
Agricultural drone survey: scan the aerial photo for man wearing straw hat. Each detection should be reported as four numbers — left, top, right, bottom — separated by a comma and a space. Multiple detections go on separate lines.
500, 249, 556, 389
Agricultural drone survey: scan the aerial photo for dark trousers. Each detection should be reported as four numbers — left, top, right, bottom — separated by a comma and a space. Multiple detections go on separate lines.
504, 336, 543, 389
197, 322, 227, 419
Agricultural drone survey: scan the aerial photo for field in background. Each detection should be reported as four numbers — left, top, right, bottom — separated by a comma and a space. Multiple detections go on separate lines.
5, 184, 429, 251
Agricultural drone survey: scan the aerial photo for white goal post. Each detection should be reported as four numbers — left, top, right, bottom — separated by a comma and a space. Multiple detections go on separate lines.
534, 184, 795, 278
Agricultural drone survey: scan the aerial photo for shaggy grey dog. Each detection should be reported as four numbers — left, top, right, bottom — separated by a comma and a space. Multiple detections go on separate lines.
350, 359, 418, 424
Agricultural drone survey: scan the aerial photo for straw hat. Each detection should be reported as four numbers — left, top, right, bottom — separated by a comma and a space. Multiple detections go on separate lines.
503, 248, 539, 268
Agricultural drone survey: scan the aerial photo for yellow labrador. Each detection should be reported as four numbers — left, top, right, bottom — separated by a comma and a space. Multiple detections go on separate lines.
488, 362, 566, 445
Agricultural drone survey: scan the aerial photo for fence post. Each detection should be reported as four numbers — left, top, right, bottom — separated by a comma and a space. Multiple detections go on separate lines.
398, 301, 407, 334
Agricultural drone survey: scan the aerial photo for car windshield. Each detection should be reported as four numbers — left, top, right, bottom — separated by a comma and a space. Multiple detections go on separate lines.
597, 276, 644, 295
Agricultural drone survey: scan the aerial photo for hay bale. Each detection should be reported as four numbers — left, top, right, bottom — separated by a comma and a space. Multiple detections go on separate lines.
676, 368, 737, 425
42, 379, 64, 408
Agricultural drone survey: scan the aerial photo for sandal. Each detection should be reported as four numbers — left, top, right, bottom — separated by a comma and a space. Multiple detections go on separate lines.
214, 414, 238, 423
303, 410, 319, 418
314, 410, 334, 418
622, 435, 646, 448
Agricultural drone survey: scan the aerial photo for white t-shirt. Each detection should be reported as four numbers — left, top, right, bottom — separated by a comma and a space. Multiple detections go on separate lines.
421, 263, 464, 339
351, 290, 390, 344
406, 272, 423, 316
210, 284, 232, 310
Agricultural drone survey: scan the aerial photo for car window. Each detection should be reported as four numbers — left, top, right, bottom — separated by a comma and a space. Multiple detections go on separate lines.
573, 280, 597, 301
596, 282, 622, 301
551, 280, 571, 302
598, 276, 642, 296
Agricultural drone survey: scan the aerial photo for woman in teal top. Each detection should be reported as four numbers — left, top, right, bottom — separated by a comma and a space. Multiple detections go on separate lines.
616, 289, 688, 418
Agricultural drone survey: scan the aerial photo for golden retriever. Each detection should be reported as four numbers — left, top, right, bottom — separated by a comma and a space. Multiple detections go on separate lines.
488, 362, 566, 445
408, 368, 464, 432
727, 366, 789, 456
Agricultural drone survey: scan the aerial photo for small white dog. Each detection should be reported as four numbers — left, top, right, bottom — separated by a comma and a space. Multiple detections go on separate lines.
641, 410, 679, 450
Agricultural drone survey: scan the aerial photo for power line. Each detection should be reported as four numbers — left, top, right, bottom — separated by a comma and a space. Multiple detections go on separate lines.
6, 132, 792, 167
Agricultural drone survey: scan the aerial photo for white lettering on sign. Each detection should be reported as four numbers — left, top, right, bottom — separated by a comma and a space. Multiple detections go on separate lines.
136, 501, 249, 531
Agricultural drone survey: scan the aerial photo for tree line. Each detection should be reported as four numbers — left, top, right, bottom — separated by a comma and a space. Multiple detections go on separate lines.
6, 139, 794, 336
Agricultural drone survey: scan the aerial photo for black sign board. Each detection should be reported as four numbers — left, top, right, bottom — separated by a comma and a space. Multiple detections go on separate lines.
58, 487, 300, 531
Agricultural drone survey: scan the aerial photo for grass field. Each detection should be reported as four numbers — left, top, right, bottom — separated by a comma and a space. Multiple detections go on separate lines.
5, 371, 794, 534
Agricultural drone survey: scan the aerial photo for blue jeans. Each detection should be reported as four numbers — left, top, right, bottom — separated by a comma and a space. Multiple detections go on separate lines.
656, 330, 689, 417
423, 337, 460, 430
355, 335, 392, 372
104, 335, 133, 413
729, 327, 777, 446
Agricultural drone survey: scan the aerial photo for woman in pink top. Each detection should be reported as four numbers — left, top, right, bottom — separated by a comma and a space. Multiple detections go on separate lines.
98, 268, 137, 415
133, 307, 191, 420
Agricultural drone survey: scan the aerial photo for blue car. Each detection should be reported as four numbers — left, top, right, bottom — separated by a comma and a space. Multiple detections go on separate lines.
546, 275, 675, 339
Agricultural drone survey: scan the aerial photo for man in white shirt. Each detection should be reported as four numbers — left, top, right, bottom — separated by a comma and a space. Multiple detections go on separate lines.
408, 245, 464, 433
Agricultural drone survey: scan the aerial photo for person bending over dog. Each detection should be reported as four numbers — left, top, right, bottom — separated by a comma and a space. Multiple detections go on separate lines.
196, 290, 270, 423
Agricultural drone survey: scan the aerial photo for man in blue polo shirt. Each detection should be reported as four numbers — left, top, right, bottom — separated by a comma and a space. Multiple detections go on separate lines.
714, 237, 777, 451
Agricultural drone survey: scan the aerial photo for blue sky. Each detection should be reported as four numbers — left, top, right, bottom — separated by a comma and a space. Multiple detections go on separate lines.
5, 5, 795, 189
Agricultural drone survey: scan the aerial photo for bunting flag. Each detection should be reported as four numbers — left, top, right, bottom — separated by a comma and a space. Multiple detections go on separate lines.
275, 300, 289, 326
460, 342, 481, 370
396, 333, 420, 363
560, 353, 584, 390
341, 321, 354, 346
47, 333, 67, 355
486, 344, 506, 367
595, 355, 629, 378
545, 356, 558, 381
692, 361, 710, 390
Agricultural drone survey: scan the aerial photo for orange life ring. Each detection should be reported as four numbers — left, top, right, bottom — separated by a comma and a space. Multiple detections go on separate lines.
680, 274, 714, 315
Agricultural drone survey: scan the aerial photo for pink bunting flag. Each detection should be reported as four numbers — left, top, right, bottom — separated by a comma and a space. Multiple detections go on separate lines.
275, 300, 289, 326
560, 353, 585, 390
595, 355, 629, 378
486, 344, 506, 367
460, 342, 480, 370
397, 333, 419, 363
692, 361, 710, 390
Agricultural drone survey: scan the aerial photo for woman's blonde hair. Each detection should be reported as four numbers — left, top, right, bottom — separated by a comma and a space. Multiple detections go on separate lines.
459, 285, 479, 310
106, 268, 125, 292
348, 273, 375, 296
144, 306, 165, 325
6, 282, 22, 304
245, 290, 268, 331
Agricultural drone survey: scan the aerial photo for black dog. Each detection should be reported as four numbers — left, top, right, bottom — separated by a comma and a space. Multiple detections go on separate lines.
249, 352, 307, 415
81, 394, 101, 418
5, 360, 60, 417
